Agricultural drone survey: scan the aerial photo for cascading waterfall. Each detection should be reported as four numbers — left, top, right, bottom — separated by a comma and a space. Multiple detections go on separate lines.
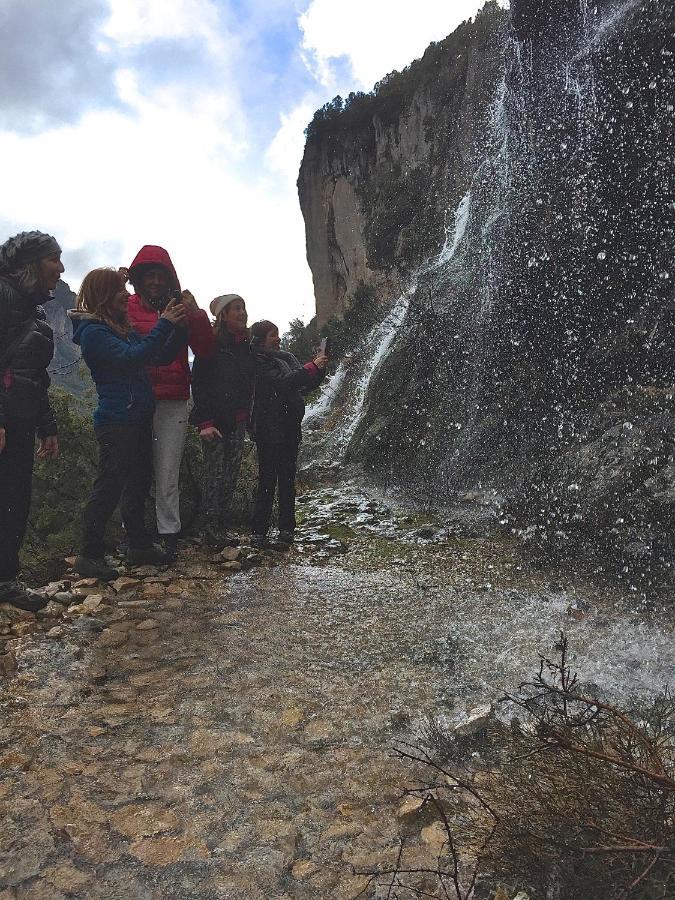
303, 0, 672, 572
306, 187, 474, 462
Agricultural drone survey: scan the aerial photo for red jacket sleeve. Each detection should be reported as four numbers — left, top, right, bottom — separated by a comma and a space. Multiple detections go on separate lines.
187, 310, 215, 357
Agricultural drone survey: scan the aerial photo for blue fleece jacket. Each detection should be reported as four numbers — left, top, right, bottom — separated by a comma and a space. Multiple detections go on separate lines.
72, 315, 183, 426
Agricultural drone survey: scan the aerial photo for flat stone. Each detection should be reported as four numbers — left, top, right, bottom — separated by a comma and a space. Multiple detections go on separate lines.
291, 859, 319, 880
136, 618, 159, 630
110, 803, 180, 838
128, 835, 208, 866
142, 583, 165, 597
278, 706, 304, 728
111, 577, 141, 594
0, 649, 16, 676
44, 862, 92, 892
219, 547, 241, 562
131, 566, 160, 578
420, 821, 447, 852
38, 600, 65, 618
94, 629, 127, 648
454, 704, 493, 736
45, 626, 64, 639
11, 621, 36, 637
53, 592, 74, 605
82, 594, 104, 610
73, 578, 99, 588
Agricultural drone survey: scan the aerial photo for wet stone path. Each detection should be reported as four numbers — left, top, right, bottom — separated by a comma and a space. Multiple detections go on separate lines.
1, 487, 673, 899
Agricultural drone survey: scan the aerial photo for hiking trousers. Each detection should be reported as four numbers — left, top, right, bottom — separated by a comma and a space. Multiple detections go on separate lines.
152, 399, 188, 536
81, 423, 153, 559
0, 418, 36, 581
252, 437, 299, 537
201, 420, 246, 529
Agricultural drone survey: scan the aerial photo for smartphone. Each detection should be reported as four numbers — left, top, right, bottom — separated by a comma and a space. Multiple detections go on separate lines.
320, 337, 328, 354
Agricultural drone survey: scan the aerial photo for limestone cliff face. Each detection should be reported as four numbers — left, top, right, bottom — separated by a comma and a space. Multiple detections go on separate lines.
298, 2, 506, 325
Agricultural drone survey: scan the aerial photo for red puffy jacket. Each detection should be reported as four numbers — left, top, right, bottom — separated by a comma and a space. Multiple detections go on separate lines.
127, 245, 215, 402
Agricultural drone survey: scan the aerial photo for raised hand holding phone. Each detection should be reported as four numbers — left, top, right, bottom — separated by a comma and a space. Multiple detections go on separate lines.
161, 297, 187, 325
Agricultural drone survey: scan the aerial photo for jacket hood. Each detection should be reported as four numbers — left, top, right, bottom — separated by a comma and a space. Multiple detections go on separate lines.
127, 245, 180, 293
69, 309, 103, 345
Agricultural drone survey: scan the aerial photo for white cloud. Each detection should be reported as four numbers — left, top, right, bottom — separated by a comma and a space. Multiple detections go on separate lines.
265, 101, 316, 184
299, 0, 503, 90
104, 0, 224, 52
0, 73, 315, 332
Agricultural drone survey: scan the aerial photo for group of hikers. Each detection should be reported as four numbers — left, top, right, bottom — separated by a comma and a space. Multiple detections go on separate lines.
0, 231, 328, 613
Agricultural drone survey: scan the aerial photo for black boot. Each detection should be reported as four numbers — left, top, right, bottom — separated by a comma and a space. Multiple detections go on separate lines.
74, 556, 119, 581
0, 581, 49, 613
161, 533, 180, 562
126, 545, 171, 567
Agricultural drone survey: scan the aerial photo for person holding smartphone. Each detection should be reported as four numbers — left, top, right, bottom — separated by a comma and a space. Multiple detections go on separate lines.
249, 320, 327, 548
70, 268, 187, 579
125, 245, 214, 560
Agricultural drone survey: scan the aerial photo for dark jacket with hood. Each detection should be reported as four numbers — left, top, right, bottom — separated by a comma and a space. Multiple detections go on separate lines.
0, 275, 57, 436
71, 313, 183, 427
251, 349, 324, 445
189, 331, 256, 435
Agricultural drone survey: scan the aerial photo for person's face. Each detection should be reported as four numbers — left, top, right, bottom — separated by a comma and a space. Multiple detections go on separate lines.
139, 267, 169, 302
224, 299, 247, 334
111, 285, 130, 320
263, 327, 280, 350
39, 253, 64, 291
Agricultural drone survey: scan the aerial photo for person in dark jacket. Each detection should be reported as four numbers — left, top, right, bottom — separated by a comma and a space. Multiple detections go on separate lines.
189, 294, 255, 550
249, 320, 327, 548
70, 268, 186, 579
0, 231, 63, 611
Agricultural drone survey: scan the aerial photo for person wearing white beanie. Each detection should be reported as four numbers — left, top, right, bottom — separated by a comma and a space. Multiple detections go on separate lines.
189, 294, 255, 549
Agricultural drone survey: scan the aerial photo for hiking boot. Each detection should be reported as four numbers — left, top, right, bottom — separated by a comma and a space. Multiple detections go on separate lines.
125, 546, 171, 567
202, 525, 227, 552
277, 530, 295, 545
221, 530, 240, 547
0, 581, 48, 613
250, 533, 268, 550
161, 533, 180, 562
74, 556, 120, 581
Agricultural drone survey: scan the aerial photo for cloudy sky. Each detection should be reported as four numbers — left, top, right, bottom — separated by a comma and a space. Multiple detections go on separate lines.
0, 0, 501, 331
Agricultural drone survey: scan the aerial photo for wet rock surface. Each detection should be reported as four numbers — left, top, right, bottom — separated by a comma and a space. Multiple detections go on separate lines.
1, 486, 673, 898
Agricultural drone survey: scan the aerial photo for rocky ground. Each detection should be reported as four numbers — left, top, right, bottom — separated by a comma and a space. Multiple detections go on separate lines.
1, 484, 673, 899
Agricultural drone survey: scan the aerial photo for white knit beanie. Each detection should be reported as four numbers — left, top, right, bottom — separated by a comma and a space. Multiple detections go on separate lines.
210, 293, 244, 319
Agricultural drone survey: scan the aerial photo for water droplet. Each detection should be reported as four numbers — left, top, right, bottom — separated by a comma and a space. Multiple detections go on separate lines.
597, 251, 606, 261
659, 271, 670, 281
649, 80, 657, 89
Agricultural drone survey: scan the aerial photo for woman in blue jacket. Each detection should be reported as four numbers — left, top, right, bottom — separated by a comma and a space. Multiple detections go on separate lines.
70, 268, 186, 578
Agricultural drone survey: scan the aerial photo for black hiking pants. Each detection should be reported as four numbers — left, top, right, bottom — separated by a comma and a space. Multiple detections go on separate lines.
252, 437, 299, 536
81, 423, 153, 559
0, 417, 36, 581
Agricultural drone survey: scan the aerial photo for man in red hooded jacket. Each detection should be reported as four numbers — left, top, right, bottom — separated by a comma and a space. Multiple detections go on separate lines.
126, 245, 214, 558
